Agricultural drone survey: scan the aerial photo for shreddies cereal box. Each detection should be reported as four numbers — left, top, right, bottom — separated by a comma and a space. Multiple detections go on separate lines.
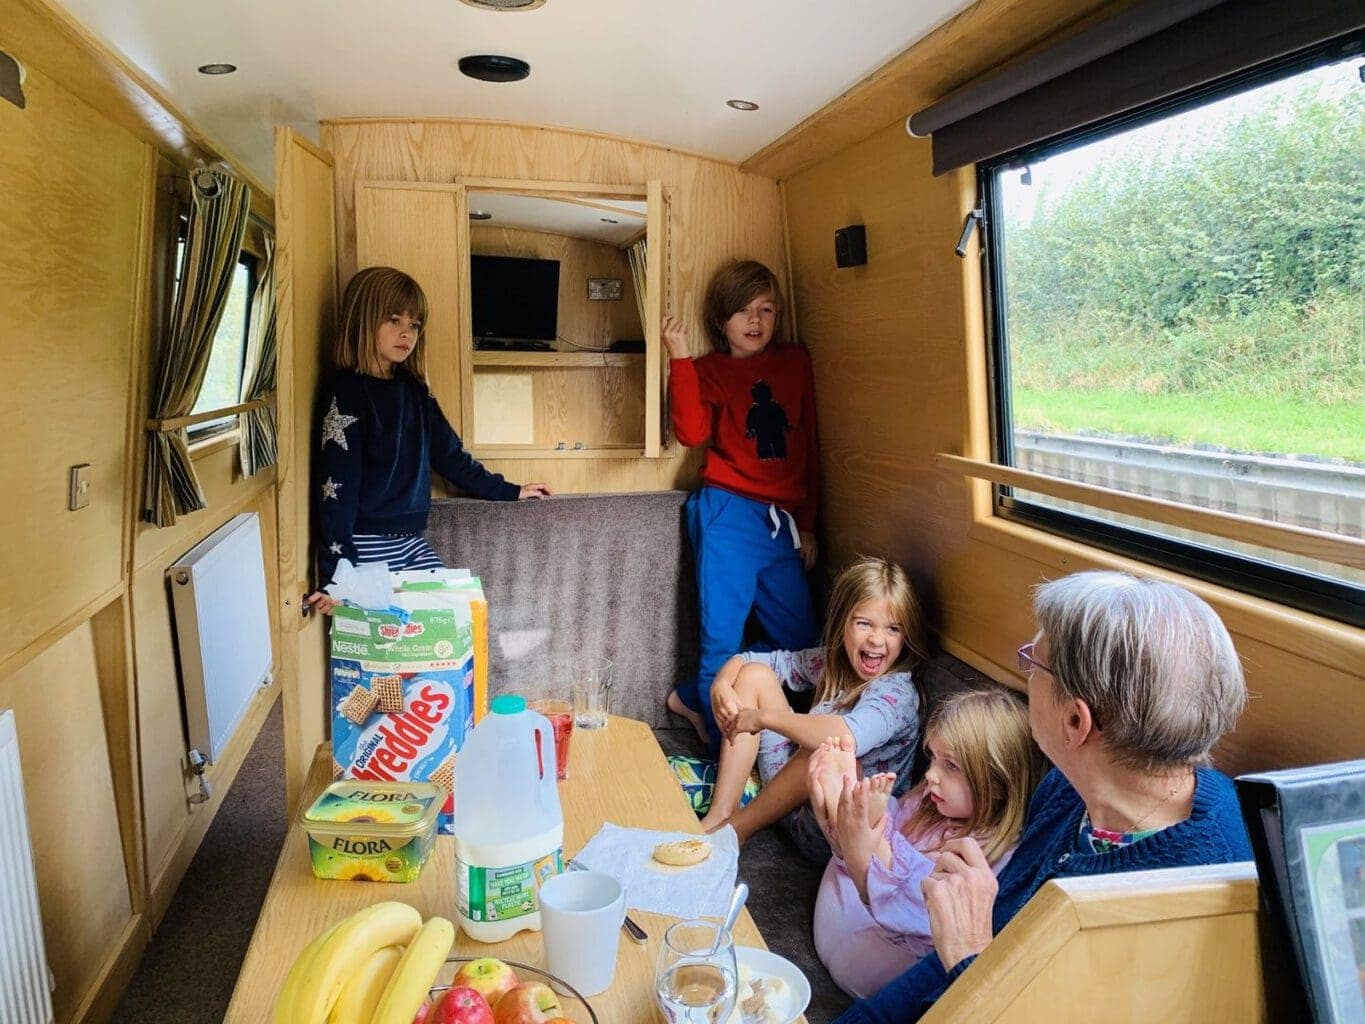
330, 591, 475, 834
394, 571, 489, 724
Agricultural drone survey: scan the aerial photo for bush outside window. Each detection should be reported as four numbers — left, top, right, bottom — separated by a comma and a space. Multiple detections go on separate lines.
984, 49, 1364, 624
187, 256, 255, 440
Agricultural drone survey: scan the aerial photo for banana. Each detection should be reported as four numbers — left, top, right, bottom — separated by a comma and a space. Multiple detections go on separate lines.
327, 945, 403, 1024
369, 917, 457, 1024
290, 901, 424, 1023
273, 922, 341, 1024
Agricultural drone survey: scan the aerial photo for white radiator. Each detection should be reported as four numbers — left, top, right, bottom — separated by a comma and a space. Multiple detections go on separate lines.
169, 512, 273, 765
0, 710, 54, 1024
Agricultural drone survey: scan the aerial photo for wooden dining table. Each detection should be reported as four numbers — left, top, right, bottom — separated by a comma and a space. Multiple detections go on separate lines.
226, 715, 808, 1022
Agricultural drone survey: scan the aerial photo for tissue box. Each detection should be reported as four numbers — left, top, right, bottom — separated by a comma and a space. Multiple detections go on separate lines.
330, 591, 475, 834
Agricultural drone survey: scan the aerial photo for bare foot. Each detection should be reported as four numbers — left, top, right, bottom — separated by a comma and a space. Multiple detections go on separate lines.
866, 772, 896, 830
667, 688, 709, 746
809, 737, 858, 837
698, 811, 729, 834
808, 741, 834, 837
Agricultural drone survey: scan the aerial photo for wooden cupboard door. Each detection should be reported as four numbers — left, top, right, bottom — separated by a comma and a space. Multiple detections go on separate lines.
645, 179, 664, 457
355, 181, 469, 437
273, 127, 337, 810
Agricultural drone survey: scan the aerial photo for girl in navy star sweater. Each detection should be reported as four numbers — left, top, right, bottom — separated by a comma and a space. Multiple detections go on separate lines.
305, 267, 550, 613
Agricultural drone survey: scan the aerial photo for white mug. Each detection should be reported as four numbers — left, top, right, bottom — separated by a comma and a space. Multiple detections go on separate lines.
539, 870, 626, 996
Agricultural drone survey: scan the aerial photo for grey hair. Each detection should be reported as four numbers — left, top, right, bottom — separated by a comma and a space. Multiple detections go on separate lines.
1033, 571, 1246, 772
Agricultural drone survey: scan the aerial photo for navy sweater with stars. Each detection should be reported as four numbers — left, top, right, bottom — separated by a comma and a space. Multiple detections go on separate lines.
315, 371, 519, 585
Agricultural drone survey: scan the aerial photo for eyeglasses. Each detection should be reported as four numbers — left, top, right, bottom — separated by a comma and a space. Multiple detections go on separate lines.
1018, 641, 1103, 729
1017, 641, 1052, 676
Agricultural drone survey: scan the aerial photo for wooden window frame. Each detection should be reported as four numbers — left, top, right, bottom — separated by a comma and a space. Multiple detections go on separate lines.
973, 41, 1365, 627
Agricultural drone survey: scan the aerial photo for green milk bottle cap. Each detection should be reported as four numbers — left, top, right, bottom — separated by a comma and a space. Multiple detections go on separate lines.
491, 695, 527, 715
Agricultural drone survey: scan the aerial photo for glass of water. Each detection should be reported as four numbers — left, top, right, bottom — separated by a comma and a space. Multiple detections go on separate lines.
655, 919, 737, 1024
573, 658, 613, 729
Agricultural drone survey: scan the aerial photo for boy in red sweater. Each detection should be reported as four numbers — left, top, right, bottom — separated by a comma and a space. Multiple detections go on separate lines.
665, 260, 820, 749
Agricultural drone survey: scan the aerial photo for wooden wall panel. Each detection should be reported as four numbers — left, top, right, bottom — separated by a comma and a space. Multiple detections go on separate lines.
0, 57, 148, 667
132, 482, 281, 918
356, 183, 465, 425
785, 120, 1365, 776
924, 864, 1279, 1022
0, 621, 135, 1024
133, 444, 277, 573
784, 122, 978, 605
0, 0, 271, 220
2, 5, 286, 1019
320, 118, 787, 494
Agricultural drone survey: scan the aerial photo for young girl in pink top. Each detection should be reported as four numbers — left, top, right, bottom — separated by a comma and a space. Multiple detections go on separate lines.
808, 688, 1047, 999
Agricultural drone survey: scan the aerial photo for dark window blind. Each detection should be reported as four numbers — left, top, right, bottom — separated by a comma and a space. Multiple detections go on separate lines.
911, 0, 1365, 174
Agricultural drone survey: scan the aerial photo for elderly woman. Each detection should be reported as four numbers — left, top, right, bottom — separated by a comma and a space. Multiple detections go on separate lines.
834, 570, 1252, 1023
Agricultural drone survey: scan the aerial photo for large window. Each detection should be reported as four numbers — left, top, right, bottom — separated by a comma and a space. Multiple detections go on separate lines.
983, 46, 1363, 624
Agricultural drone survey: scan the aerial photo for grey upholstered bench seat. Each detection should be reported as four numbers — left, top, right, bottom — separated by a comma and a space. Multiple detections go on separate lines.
426, 491, 697, 726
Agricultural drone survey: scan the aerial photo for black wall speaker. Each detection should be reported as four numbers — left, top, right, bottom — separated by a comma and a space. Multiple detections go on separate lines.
835, 224, 867, 268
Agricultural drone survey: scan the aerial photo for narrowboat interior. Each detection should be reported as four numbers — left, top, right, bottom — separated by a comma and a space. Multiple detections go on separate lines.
0, 0, 1361, 1022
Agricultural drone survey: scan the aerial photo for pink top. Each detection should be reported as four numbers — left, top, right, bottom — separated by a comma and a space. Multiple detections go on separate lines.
812, 788, 1016, 999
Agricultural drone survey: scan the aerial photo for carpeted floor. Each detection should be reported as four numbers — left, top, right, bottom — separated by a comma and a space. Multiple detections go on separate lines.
108, 704, 852, 1023
111, 699, 287, 1023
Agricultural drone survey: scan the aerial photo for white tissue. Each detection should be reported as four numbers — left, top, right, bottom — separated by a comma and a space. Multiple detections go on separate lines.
324, 558, 392, 610
572, 823, 739, 919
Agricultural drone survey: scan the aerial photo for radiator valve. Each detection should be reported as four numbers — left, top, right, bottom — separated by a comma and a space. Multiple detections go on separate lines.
188, 748, 213, 805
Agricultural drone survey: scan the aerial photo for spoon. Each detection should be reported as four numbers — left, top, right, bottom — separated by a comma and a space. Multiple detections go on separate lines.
710, 882, 749, 954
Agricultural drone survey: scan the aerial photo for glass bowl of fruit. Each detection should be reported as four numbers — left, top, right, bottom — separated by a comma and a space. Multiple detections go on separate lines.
426, 956, 599, 1024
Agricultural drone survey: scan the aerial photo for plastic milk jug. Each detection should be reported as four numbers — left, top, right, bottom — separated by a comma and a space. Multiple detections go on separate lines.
455, 694, 565, 942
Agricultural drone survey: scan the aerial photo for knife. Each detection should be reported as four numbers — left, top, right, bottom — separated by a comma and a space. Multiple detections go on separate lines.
566, 857, 649, 945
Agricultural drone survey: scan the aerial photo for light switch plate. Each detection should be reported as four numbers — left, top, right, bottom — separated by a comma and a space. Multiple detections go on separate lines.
587, 277, 622, 300
68, 464, 91, 510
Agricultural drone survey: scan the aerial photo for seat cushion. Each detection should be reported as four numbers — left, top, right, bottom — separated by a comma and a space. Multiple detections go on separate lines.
424, 491, 699, 726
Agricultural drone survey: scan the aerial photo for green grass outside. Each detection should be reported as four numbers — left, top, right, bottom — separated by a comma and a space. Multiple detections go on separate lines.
1014, 388, 1365, 464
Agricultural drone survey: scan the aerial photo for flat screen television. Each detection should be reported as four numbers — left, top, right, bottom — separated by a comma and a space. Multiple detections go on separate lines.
471, 254, 560, 343
1237, 760, 1365, 1023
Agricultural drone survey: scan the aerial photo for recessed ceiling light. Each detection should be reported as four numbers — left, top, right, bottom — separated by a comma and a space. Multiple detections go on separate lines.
600, 218, 619, 224
197, 63, 237, 76
458, 55, 531, 83
469, 210, 493, 220
726, 99, 759, 111
457, 0, 547, 9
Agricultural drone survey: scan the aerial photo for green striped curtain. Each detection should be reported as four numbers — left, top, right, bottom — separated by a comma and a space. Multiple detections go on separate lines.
238, 232, 277, 477
141, 169, 251, 526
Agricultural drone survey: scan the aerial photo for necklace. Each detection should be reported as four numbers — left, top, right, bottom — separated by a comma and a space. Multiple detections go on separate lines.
1122, 768, 1193, 835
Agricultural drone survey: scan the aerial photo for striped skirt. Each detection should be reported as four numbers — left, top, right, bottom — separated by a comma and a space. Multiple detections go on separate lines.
351, 533, 445, 572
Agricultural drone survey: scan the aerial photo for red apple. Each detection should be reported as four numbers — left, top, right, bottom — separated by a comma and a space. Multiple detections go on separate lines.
451, 958, 518, 1007
412, 1000, 432, 1024
491, 982, 563, 1024
432, 986, 495, 1024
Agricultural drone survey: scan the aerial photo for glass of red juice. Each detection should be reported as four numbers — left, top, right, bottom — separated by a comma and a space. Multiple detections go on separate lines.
530, 698, 574, 781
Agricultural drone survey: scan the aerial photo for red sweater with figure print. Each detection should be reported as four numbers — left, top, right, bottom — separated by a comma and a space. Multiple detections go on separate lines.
669, 344, 819, 530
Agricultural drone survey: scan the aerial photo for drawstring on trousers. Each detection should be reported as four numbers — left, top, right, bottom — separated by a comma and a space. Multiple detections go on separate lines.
767, 504, 800, 550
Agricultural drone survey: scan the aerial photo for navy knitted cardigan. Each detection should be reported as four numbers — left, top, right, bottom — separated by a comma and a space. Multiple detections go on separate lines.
834, 765, 1253, 1024
315, 371, 518, 584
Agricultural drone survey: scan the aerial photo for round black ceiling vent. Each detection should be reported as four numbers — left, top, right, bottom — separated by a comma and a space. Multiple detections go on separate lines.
458, 0, 546, 9
458, 54, 531, 82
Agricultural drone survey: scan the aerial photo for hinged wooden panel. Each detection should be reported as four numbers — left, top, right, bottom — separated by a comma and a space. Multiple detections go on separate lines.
644, 179, 664, 458
355, 181, 468, 435
274, 126, 336, 809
